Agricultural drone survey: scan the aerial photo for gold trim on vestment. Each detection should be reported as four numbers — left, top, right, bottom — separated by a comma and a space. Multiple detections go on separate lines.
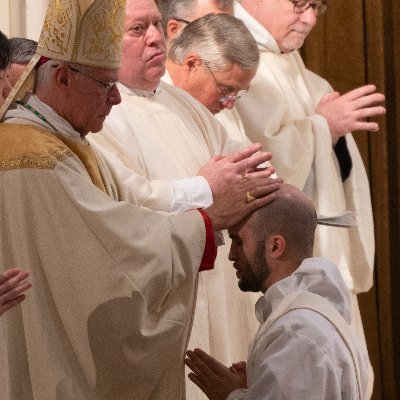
0, 124, 73, 171
58, 137, 107, 193
0, 149, 72, 171
0, 123, 106, 193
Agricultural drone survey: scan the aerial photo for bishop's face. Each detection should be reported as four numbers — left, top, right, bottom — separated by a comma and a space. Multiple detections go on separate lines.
67, 66, 121, 135
119, 0, 167, 90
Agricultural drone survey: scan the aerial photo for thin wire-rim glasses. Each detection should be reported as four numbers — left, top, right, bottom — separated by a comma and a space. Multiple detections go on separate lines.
291, 0, 328, 15
52, 64, 119, 93
204, 63, 246, 105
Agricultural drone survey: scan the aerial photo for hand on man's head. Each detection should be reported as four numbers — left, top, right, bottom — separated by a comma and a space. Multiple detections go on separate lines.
198, 144, 282, 231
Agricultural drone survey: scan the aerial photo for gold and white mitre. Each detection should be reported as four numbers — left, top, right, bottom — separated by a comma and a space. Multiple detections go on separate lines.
0, 0, 126, 118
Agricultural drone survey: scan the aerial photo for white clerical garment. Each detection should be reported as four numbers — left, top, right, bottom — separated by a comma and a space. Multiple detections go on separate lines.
0, 94, 215, 400
88, 81, 261, 399
163, 70, 251, 144
234, 3, 374, 340
227, 258, 373, 400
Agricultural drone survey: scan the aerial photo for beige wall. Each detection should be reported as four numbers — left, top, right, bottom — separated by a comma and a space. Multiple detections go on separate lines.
0, 0, 48, 39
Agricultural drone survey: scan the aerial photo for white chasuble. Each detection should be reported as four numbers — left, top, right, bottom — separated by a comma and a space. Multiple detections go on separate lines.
89, 81, 261, 399
0, 100, 209, 400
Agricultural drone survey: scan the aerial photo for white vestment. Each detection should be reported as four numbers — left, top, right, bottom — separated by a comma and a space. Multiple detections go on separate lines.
0, 94, 213, 400
234, 3, 374, 341
227, 258, 373, 400
88, 81, 261, 399
162, 70, 251, 144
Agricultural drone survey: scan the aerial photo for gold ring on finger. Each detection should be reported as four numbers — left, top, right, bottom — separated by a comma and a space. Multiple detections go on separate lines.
246, 191, 255, 203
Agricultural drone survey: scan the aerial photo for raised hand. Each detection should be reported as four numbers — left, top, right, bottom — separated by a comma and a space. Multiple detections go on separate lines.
315, 84, 386, 145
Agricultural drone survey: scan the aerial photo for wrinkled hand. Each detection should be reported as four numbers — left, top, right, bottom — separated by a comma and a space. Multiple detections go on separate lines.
315, 84, 385, 145
0, 268, 32, 316
197, 143, 276, 197
204, 175, 281, 231
185, 349, 247, 400
198, 144, 281, 230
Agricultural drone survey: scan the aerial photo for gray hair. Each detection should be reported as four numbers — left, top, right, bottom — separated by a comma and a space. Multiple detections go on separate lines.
9, 37, 37, 64
159, 0, 234, 33
34, 61, 89, 93
168, 13, 259, 72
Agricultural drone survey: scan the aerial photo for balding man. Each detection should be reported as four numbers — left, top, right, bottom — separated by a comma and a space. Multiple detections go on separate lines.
0, 0, 278, 398
186, 184, 373, 400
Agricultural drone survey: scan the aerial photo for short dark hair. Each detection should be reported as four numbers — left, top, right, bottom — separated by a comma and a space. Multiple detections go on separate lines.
8, 37, 37, 64
248, 184, 317, 260
0, 31, 11, 70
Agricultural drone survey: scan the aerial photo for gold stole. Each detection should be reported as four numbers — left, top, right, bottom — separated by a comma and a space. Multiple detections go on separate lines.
58, 138, 106, 193
0, 123, 106, 193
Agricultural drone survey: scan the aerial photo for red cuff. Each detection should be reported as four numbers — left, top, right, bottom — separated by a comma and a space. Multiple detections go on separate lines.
197, 209, 217, 271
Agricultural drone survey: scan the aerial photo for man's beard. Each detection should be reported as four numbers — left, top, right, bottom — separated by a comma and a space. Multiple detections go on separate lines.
238, 241, 268, 293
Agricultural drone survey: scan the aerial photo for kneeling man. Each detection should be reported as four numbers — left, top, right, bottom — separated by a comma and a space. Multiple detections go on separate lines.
185, 183, 373, 399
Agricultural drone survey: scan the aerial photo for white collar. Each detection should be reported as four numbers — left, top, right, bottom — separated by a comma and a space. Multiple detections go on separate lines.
234, 2, 282, 54
4, 93, 86, 143
118, 82, 162, 98
254, 258, 352, 324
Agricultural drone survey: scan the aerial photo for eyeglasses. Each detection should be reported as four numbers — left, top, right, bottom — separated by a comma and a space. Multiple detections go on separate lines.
291, 0, 328, 15
52, 64, 119, 93
204, 64, 246, 105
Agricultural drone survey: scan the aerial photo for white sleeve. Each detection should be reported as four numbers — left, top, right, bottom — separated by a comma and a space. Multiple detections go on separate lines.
171, 175, 213, 213
90, 135, 213, 213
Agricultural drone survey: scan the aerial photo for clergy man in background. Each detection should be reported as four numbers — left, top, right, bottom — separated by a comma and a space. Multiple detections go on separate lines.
88, 0, 281, 398
232, 0, 386, 346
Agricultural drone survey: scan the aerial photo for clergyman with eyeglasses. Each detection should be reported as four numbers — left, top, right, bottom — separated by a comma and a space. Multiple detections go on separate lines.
87, 1, 281, 399
165, 12, 258, 143
233, 0, 385, 359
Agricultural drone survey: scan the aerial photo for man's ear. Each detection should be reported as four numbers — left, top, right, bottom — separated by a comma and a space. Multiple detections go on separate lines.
183, 53, 202, 72
266, 234, 286, 259
54, 65, 70, 89
167, 19, 182, 39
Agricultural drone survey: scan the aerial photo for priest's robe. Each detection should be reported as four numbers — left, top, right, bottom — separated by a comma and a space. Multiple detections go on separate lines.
88, 81, 261, 399
0, 96, 215, 400
234, 3, 374, 341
